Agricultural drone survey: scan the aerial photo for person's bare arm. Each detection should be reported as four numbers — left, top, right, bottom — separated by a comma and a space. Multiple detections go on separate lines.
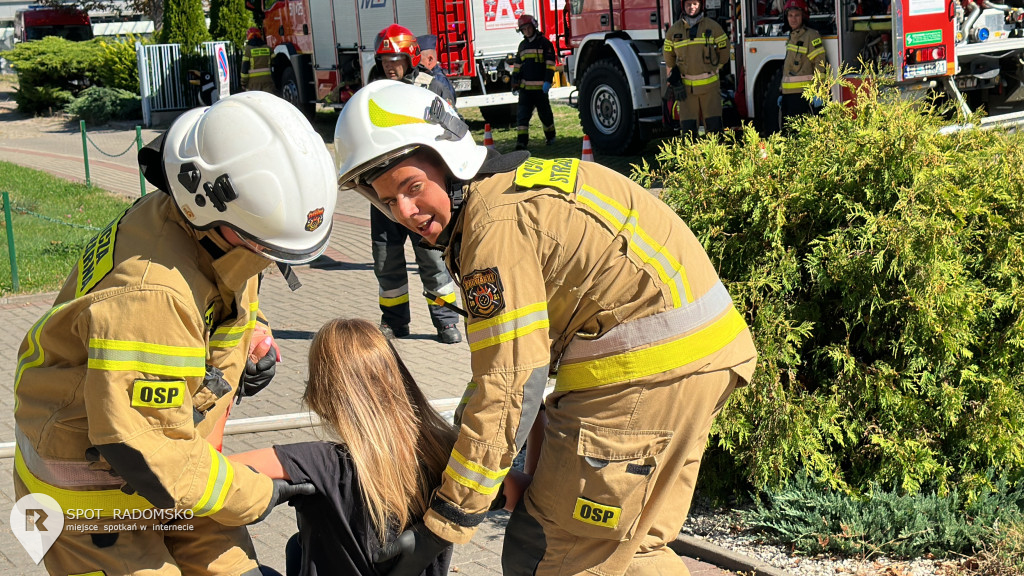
229, 447, 290, 480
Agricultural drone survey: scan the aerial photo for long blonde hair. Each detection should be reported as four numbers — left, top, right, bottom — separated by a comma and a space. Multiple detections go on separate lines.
303, 318, 456, 540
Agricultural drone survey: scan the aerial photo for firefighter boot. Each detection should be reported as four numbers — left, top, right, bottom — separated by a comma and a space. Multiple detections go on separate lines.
438, 323, 462, 344
515, 127, 529, 151
544, 125, 556, 146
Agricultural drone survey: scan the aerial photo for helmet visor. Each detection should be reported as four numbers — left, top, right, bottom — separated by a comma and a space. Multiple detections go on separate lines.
235, 221, 334, 265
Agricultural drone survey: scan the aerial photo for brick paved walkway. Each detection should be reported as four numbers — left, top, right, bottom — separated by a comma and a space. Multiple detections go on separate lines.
0, 106, 736, 576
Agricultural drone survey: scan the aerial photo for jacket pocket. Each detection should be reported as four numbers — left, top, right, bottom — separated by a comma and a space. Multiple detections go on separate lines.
535, 421, 672, 541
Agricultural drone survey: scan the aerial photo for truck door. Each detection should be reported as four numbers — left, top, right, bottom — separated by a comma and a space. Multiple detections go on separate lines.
309, 0, 341, 71
892, 0, 955, 82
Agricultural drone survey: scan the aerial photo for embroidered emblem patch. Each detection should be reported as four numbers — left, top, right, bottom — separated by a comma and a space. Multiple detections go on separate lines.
305, 207, 325, 232
462, 268, 505, 319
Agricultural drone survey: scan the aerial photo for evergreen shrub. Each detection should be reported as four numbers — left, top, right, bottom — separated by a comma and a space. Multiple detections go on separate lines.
64, 86, 141, 124
159, 0, 211, 53
1, 36, 103, 113
210, 0, 254, 50
635, 71, 1024, 499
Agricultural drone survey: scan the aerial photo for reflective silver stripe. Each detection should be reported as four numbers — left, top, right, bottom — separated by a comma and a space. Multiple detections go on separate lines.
466, 308, 549, 349
560, 281, 734, 364
193, 447, 233, 516
684, 72, 716, 81
380, 284, 409, 298
434, 280, 456, 296
576, 186, 689, 306
16, 427, 123, 489
784, 74, 815, 83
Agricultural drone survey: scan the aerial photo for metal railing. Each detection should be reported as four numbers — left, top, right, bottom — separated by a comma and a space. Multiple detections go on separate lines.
135, 41, 242, 126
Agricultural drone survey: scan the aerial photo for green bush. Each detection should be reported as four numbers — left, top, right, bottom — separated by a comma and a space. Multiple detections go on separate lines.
96, 35, 148, 91
636, 70, 1024, 498
743, 470, 1024, 558
210, 0, 253, 50
1, 36, 104, 113
64, 86, 141, 124
160, 0, 211, 53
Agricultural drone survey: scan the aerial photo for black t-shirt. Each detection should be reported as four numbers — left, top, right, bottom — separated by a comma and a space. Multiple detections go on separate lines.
273, 441, 453, 576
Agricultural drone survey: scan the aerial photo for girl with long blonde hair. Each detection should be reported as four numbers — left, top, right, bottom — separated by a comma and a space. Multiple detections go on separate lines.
231, 318, 457, 575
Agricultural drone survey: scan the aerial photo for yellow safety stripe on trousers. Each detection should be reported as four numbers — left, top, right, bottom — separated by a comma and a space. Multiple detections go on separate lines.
210, 301, 259, 349
379, 284, 410, 307
243, 70, 271, 78
192, 444, 235, 517
444, 448, 509, 495
555, 306, 748, 391
782, 75, 814, 90
426, 291, 457, 306
15, 446, 154, 517
576, 184, 692, 307
88, 339, 206, 378
466, 301, 549, 352
13, 303, 67, 412
683, 73, 719, 87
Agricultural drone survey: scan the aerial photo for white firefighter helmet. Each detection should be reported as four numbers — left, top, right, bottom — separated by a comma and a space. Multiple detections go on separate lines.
162, 92, 337, 264
333, 80, 488, 216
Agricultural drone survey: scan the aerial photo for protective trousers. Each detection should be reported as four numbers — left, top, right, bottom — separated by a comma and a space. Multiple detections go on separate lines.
17, 474, 260, 576
370, 208, 459, 331
516, 90, 556, 149
678, 83, 723, 136
502, 365, 740, 576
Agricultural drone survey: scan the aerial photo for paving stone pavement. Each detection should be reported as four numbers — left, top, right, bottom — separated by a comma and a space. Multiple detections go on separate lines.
0, 114, 733, 576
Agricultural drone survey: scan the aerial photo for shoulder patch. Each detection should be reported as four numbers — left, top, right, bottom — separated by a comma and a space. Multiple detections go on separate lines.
514, 158, 580, 194
462, 268, 505, 319
75, 212, 124, 298
131, 379, 186, 409
812, 37, 822, 46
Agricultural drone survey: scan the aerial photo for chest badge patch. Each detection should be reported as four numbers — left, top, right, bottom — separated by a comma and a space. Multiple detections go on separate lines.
462, 268, 505, 319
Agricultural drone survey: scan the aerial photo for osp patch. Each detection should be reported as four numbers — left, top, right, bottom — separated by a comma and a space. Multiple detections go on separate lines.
462, 268, 505, 319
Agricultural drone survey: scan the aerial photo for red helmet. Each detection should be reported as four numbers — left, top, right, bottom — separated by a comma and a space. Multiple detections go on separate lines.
517, 14, 539, 32
784, 0, 809, 18
375, 24, 421, 68
246, 27, 262, 41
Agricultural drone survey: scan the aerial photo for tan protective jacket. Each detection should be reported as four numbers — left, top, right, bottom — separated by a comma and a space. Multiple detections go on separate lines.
425, 159, 757, 543
664, 17, 730, 96
13, 192, 274, 526
782, 26, 826, 94
241, 41, 275, 93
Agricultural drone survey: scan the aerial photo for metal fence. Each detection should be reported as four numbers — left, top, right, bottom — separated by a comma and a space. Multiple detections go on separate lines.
135, 41, 242, 126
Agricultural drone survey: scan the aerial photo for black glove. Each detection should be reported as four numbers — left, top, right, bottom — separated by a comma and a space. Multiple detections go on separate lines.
667, 67, 686, 101
373, 522, 450, 576
673, 83, 687, 101
237, 346, 276, 403
253, 479, 316, 523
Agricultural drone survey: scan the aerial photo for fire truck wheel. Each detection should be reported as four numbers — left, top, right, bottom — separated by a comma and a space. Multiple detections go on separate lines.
279, 67, 316, 120
758, 67, 784, 135
578, 59, 643, 156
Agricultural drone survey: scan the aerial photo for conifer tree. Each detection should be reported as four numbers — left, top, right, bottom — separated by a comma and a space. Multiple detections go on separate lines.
159, 0, 210, 53
209, 0, 253, 51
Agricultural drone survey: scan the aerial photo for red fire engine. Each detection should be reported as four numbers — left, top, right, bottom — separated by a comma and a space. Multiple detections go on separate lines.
565, 0, 1024, 153
14, 5, 93, 43
245, 0, 567, 120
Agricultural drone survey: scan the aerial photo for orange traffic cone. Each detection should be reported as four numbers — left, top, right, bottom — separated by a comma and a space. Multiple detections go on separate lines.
483, 123, 495, 149
581, 134, 594, 162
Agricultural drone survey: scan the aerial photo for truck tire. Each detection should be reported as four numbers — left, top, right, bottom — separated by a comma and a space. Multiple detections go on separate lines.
481, 103, 517, 127
280, 67, 316, 120
578, 59, 643, 155
758, 68, 783, 135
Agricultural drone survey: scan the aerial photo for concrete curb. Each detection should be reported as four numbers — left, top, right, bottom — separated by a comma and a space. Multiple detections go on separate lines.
670, 534, 795, 576
0, 291, 58, 308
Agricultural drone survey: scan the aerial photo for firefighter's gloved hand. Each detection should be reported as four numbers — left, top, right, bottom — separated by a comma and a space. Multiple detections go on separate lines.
237, 341, 276, 402
812, 96, 824, 108
542, 81, 551, 94
673, 83, 687, 101
253, 479, 316, 523
373, 522, 450, 576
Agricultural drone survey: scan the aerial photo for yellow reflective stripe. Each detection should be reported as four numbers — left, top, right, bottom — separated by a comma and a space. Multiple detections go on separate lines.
787, 44, 809, 54
466, 301, 549, 352
576, 185, 692, 306
808, 47, 825, 60
88, 338, 206, 378
380, 293, 410, 307
444, 449, 509, 495
369, 98, 428, 128
14, 304, 66, 412
426, 291, 457, 305
555, 307, 748, 391
782, 81, 812, 90
458, 381, 478, 406
210, 302, 259, 349
683, 74, 719, 87
15, 446, 154, 517
193, 444, 235, 516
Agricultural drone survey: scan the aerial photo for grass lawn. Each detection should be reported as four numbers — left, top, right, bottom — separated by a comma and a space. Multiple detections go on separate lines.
1, 161, 131, 296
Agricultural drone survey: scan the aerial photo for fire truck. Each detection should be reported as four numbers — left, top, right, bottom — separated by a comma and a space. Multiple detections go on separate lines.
14, 5, 93, 43
245, 0, 568, 119
565, 0, 1024, 153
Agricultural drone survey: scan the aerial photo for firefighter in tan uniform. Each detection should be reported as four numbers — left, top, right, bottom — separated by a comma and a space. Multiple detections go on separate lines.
664, 0, 730, 136
334, 81, 757, 576
13, 92, 335, 575
241, 27, 275, 93
780, 0, 826, 125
